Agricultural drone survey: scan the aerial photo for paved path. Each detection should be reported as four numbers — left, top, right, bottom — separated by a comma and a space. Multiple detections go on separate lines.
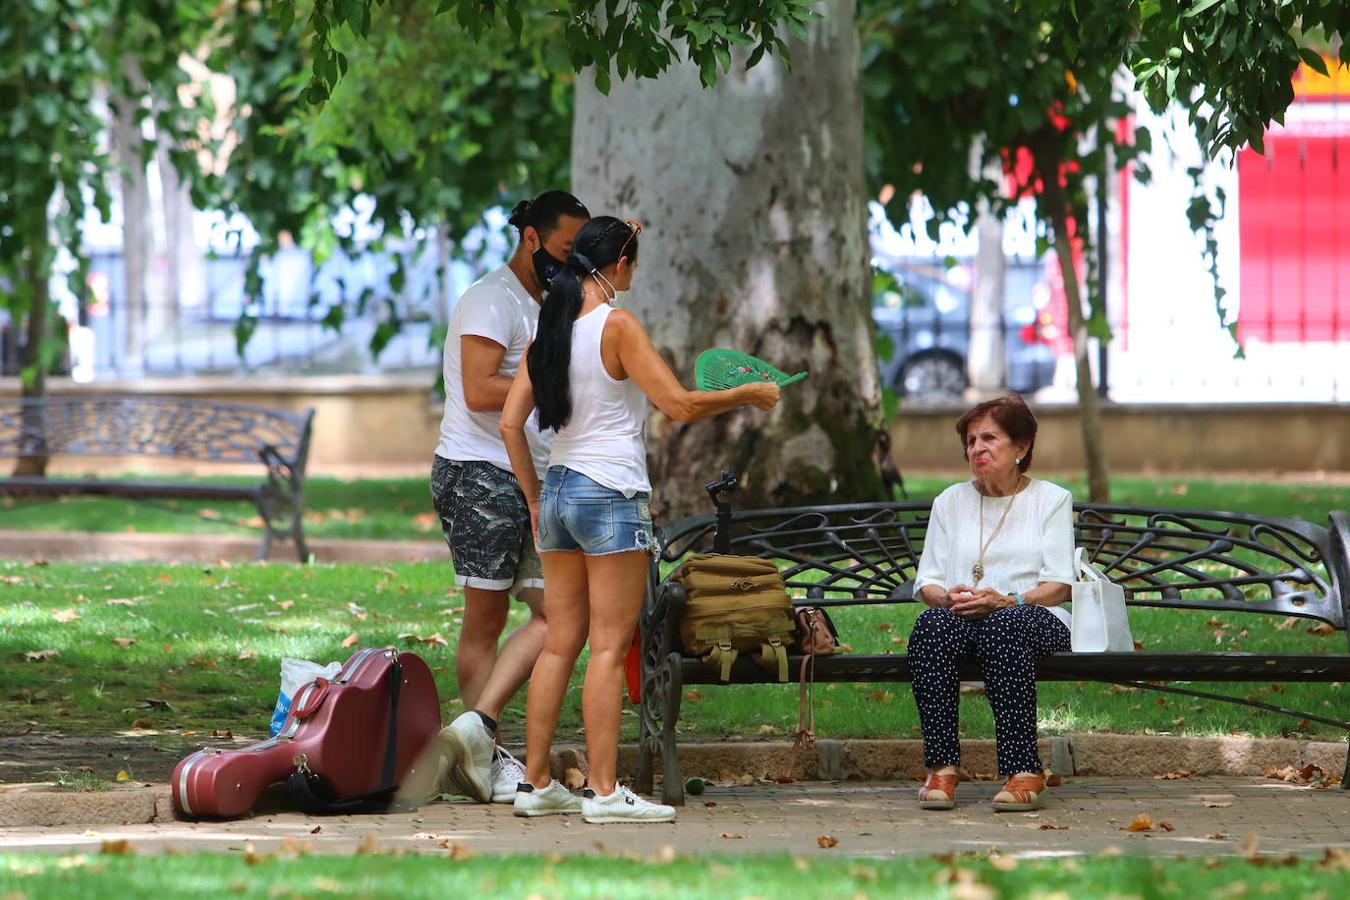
1, 778, 1345, 859
0, 530, 447, 564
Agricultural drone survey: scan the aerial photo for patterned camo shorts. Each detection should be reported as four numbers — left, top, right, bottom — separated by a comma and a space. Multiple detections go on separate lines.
429, 456, 543, 594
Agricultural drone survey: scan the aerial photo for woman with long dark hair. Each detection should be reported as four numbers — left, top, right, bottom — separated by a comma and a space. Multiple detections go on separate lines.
499, 216, 779, 823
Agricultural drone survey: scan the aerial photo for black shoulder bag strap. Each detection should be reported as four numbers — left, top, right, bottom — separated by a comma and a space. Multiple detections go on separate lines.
288, 656, 404, 815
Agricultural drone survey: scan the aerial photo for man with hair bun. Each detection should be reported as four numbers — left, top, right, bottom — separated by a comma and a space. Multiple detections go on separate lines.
427, 191, 589, 804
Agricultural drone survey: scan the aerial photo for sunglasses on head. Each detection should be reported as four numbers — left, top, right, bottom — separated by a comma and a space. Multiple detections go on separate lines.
617, 219, 641, 262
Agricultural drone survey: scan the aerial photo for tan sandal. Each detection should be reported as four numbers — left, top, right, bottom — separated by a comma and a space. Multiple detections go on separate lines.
918, 769, 960, 810
992, 772, 1045, 812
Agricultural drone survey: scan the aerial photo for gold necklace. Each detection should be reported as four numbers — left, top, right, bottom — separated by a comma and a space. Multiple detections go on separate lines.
972, 476, 1026, 586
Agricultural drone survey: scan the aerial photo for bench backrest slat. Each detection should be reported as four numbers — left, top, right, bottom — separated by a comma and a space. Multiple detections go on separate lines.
657, 499, 1347, 632
0, 397, 311, 465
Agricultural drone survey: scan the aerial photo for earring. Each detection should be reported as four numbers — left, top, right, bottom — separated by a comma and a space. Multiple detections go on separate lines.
1015, 457, 1022, 465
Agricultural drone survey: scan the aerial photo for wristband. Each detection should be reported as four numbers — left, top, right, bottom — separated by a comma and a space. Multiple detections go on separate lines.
1011, 592, 1025, 606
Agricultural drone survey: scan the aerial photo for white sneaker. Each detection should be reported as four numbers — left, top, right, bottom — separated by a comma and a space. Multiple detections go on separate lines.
439, 712, 495, 803
513, 780, 583, 817
581, 785, 676, 824
490, 747, 526, 803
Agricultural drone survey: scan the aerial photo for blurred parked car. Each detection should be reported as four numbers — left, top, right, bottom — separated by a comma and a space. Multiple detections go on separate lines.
871, 256, 1058, 400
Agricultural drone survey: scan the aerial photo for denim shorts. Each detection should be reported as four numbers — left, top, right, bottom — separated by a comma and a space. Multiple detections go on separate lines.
537, 466, 658, 556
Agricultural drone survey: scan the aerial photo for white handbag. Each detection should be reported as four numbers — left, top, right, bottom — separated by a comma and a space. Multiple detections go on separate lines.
1070, 548, 1135, 653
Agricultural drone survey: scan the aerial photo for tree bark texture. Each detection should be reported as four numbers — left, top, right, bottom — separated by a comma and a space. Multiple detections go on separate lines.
1039, 155, 1110, 503
14, 254, 50, 476
571, 0, 881, 517
113, 56, 149, 371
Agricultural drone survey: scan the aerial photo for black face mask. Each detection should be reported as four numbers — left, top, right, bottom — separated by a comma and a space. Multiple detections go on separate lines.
531, 245, 566, 290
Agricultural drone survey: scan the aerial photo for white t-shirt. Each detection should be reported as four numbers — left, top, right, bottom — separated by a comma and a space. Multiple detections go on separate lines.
914, 478, 1076, 626
434, 265, 552, 476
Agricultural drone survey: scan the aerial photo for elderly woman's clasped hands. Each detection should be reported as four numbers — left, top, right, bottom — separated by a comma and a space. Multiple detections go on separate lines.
938, 585, 1016, 619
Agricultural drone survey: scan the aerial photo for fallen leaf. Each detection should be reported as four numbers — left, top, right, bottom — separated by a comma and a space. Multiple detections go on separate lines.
237, 649, 258, 660
397, 633, 449, 647
341, 632, 360, 649
1037, 824, 1069, 830
435, 839, 474, 859
310, 826, 322, 835
113, 638, 136, 648
1122, 813, 1156, 832
227, 604, 259, 614
719, 832, 747, 840
100, 839, 132, 855
52, 609, 80, 623
158, 573, 173, 584
105, 598, 138, 606
1206, 833, 1230, 841
1314, 847, 1350, 871
131, 719, 153, 729
1274, 616, 1300, 630
1045, 772, 1063, 787
757, 724, 781, 735
278, 600, 295, 610
684, 690, 702, 702
1241, 833, 1260, 858
347, 603, 368, 621
1159, 822, 1175, 832
703, 801, 718, 808
1307, 623, 1335, 635
24, 649, 59, 662
1154, 770, 1192, 780
357, 834, 379, 854
199, 509, 223, 521
987, 852, 1017, 871
412, 512, 438, 532
309, 877, 344, 894
1132, 640, 1145, 650
817, 835, 839, 849
115, 770, 131, 783
1202, 798, 1233, 808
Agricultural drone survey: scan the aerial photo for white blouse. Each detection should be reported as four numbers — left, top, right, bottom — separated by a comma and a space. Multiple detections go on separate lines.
913, 478, 1075, 626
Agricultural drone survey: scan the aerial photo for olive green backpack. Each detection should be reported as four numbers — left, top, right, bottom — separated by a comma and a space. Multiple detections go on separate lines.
676, 553, 796, 682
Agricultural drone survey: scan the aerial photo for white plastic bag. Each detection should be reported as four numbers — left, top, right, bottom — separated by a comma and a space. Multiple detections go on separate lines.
270, 657, 342, 735
1070, 548, 1135, 653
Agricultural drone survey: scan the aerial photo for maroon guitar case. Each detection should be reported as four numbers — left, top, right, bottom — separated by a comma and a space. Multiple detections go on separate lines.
173, 648, 441, 818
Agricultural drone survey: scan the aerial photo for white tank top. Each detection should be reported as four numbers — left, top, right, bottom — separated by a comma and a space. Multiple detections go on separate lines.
547, 304, 651, 496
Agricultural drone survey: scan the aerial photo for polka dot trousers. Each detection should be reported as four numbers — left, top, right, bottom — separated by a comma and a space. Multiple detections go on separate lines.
908, 605, 1071, 776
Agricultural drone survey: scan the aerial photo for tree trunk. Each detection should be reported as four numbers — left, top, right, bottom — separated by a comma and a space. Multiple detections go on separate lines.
571, 0, 881, 517
14, 254, 50, 476
969, 168, 1006, 397
112, 56, 149, 374
1039, 152, 1110, 502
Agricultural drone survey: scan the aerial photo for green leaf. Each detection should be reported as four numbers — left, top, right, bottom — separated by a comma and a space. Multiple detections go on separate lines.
1298, 47, 1329, 77
1182, 0, 1223, 17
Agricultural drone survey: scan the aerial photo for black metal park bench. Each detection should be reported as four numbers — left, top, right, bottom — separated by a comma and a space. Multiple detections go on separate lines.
635, 473, 1350, 805
0, 396, 315, 561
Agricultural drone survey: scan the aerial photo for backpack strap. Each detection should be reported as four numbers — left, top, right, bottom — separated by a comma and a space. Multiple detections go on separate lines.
704, 639, 738, 682
757, 638, 788, 683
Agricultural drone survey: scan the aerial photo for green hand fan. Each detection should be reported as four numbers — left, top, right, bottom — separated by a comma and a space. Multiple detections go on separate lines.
694, 349, 809, 391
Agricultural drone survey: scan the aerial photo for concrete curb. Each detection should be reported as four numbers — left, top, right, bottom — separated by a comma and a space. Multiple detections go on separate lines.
0, 529, 448, 564
614, 734, 1346, 783
0, 784, 172, 828
2, 734, 1342, 827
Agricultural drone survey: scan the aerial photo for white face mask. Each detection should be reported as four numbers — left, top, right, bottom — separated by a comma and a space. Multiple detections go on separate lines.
594, 271, 623, 308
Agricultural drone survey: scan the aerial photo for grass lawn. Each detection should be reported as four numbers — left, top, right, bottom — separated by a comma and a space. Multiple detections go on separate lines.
1, 558, 1344, 753
2, 850, 1349, 899
2, 474, 1346, 543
